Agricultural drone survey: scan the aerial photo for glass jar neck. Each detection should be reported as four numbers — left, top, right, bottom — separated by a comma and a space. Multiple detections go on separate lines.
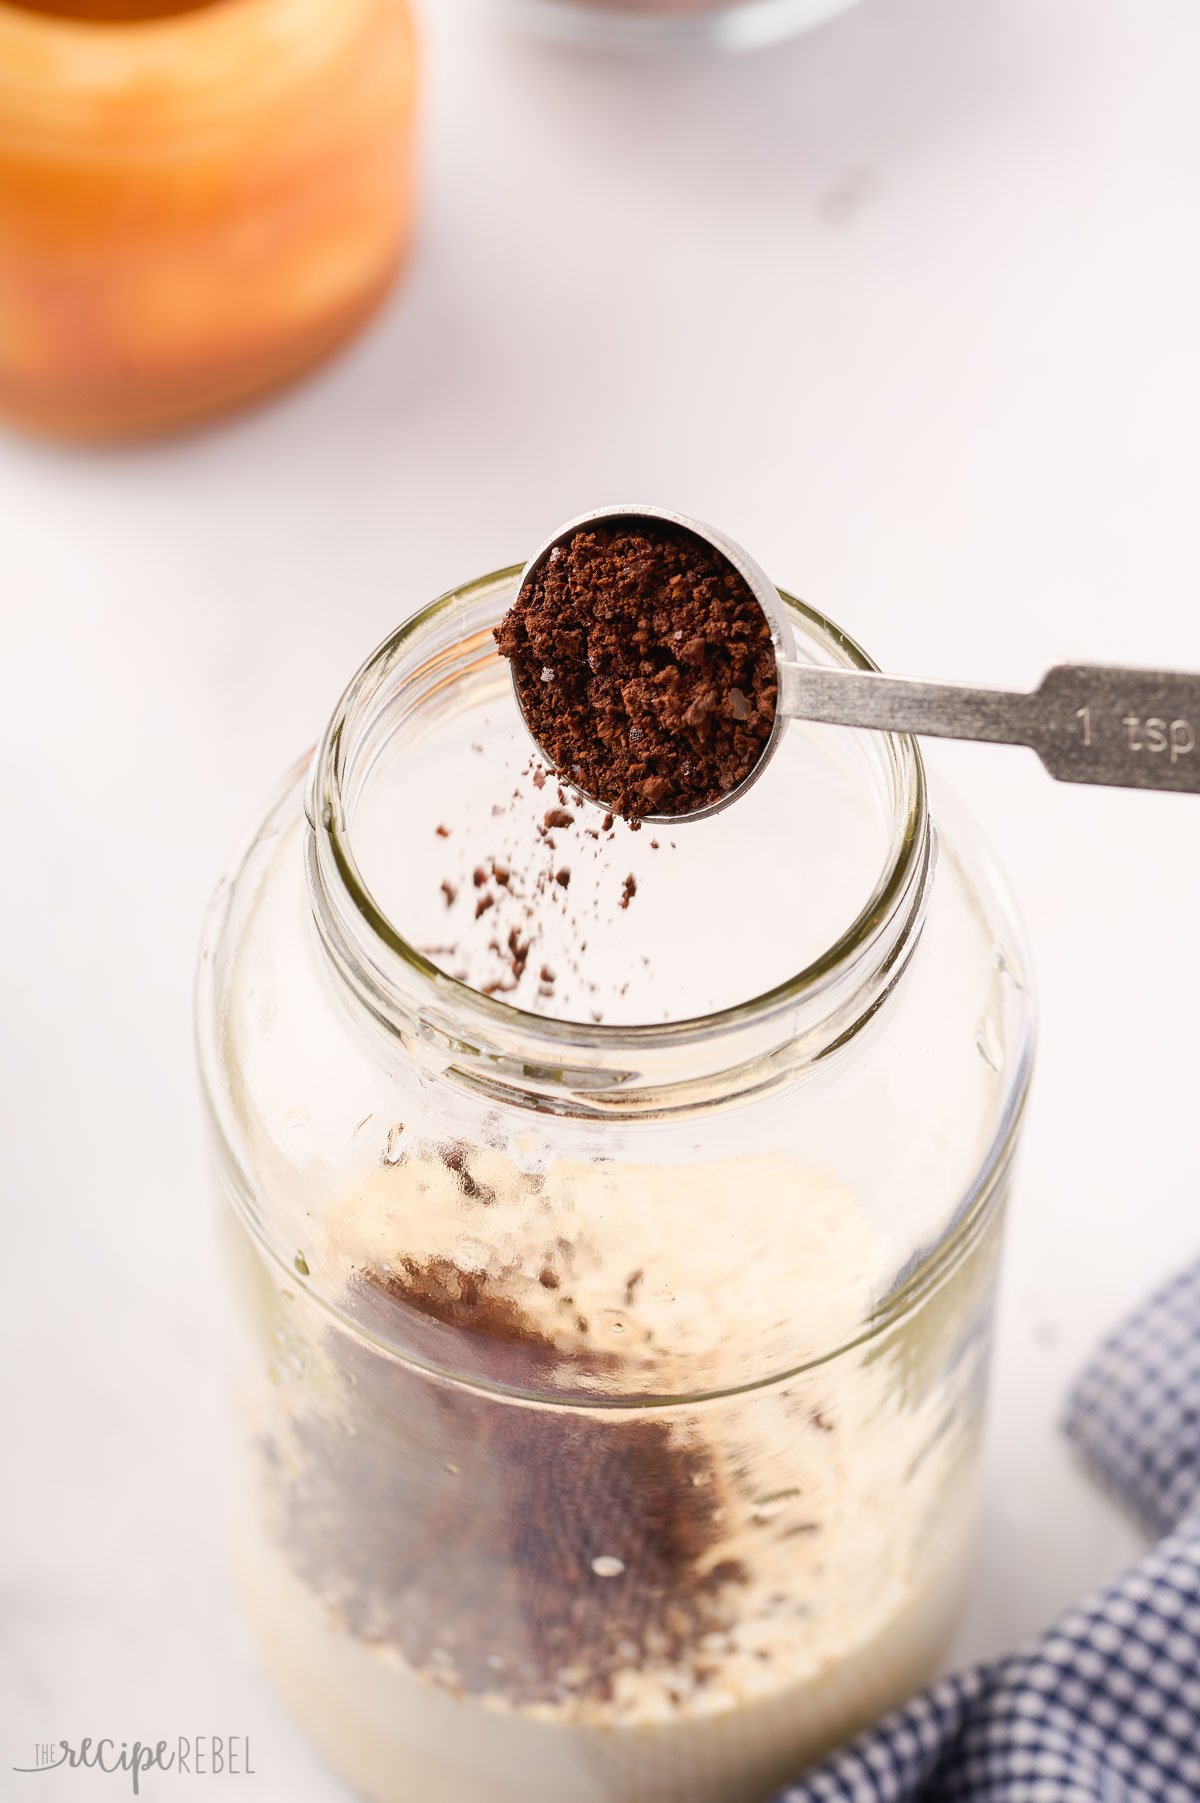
305, 567, 933, 1120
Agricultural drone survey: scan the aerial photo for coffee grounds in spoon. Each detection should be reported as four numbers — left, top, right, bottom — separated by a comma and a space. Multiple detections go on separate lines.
495, 520, 778, 822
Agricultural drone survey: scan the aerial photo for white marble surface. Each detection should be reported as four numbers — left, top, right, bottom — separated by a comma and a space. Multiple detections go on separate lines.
3, 0, 1199, 1794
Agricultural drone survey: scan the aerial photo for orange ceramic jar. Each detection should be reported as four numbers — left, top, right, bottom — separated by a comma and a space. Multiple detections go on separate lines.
0, 0, 417, 439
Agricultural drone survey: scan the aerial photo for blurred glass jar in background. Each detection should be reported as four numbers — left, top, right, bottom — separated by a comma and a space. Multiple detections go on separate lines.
490, 0, 863, 51
0, 0, 417, 440
197, 569, 1035, 1803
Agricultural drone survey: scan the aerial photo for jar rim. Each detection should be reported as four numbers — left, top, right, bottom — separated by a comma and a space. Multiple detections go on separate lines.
306, 565, 936, 1112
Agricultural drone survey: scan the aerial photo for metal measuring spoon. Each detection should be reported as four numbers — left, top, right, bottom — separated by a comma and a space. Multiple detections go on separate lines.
508, 505, 1200, 819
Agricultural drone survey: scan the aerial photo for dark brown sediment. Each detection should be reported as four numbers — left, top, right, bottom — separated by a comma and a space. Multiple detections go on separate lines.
265, 1250, 748, 1707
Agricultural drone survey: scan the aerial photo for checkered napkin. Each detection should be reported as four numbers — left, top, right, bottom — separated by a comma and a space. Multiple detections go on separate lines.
774, 1261, 1200, 1803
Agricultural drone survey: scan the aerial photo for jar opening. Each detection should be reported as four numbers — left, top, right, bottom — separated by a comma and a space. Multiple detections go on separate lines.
307, 569, 931, 1112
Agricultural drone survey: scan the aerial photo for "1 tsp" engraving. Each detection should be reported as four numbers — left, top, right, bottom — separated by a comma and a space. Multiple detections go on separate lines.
1075, 707, 1196, 765
1123, 714, 1195, 764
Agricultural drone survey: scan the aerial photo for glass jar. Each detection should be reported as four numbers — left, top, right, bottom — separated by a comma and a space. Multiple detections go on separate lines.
196, 566, 1034, 1803
488, 0, 864, 52
0, 0, 417, 440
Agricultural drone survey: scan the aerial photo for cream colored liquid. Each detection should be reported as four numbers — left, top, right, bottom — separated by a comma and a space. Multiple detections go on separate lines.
230, 1152, 999, 1803
238, 1491, 974, 1803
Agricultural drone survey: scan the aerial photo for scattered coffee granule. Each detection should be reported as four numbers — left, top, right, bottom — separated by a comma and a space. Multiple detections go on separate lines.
440, 1144, 497, 1205
496, 520, 778, 821
506, 926, 532, 983
431, 751, 644, 1015
620, 873, 637, 911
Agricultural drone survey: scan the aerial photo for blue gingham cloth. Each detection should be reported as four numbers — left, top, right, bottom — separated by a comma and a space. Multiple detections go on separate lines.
775, 1262, 1200, 1803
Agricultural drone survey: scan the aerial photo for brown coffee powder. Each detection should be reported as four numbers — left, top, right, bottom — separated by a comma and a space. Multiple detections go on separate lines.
268, 1240, 748, 1707
496, 520, 778, 821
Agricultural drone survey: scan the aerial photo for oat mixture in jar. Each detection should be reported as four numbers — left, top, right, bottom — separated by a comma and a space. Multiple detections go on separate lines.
196, 565, 1034, 1803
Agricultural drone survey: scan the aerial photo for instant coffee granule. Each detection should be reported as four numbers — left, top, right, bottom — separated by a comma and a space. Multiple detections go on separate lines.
495, 520, 778, 821
427, 759, 656, 1017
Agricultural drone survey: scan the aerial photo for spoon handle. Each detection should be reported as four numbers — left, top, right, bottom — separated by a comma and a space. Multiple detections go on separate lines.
778, 661, 1200, 794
